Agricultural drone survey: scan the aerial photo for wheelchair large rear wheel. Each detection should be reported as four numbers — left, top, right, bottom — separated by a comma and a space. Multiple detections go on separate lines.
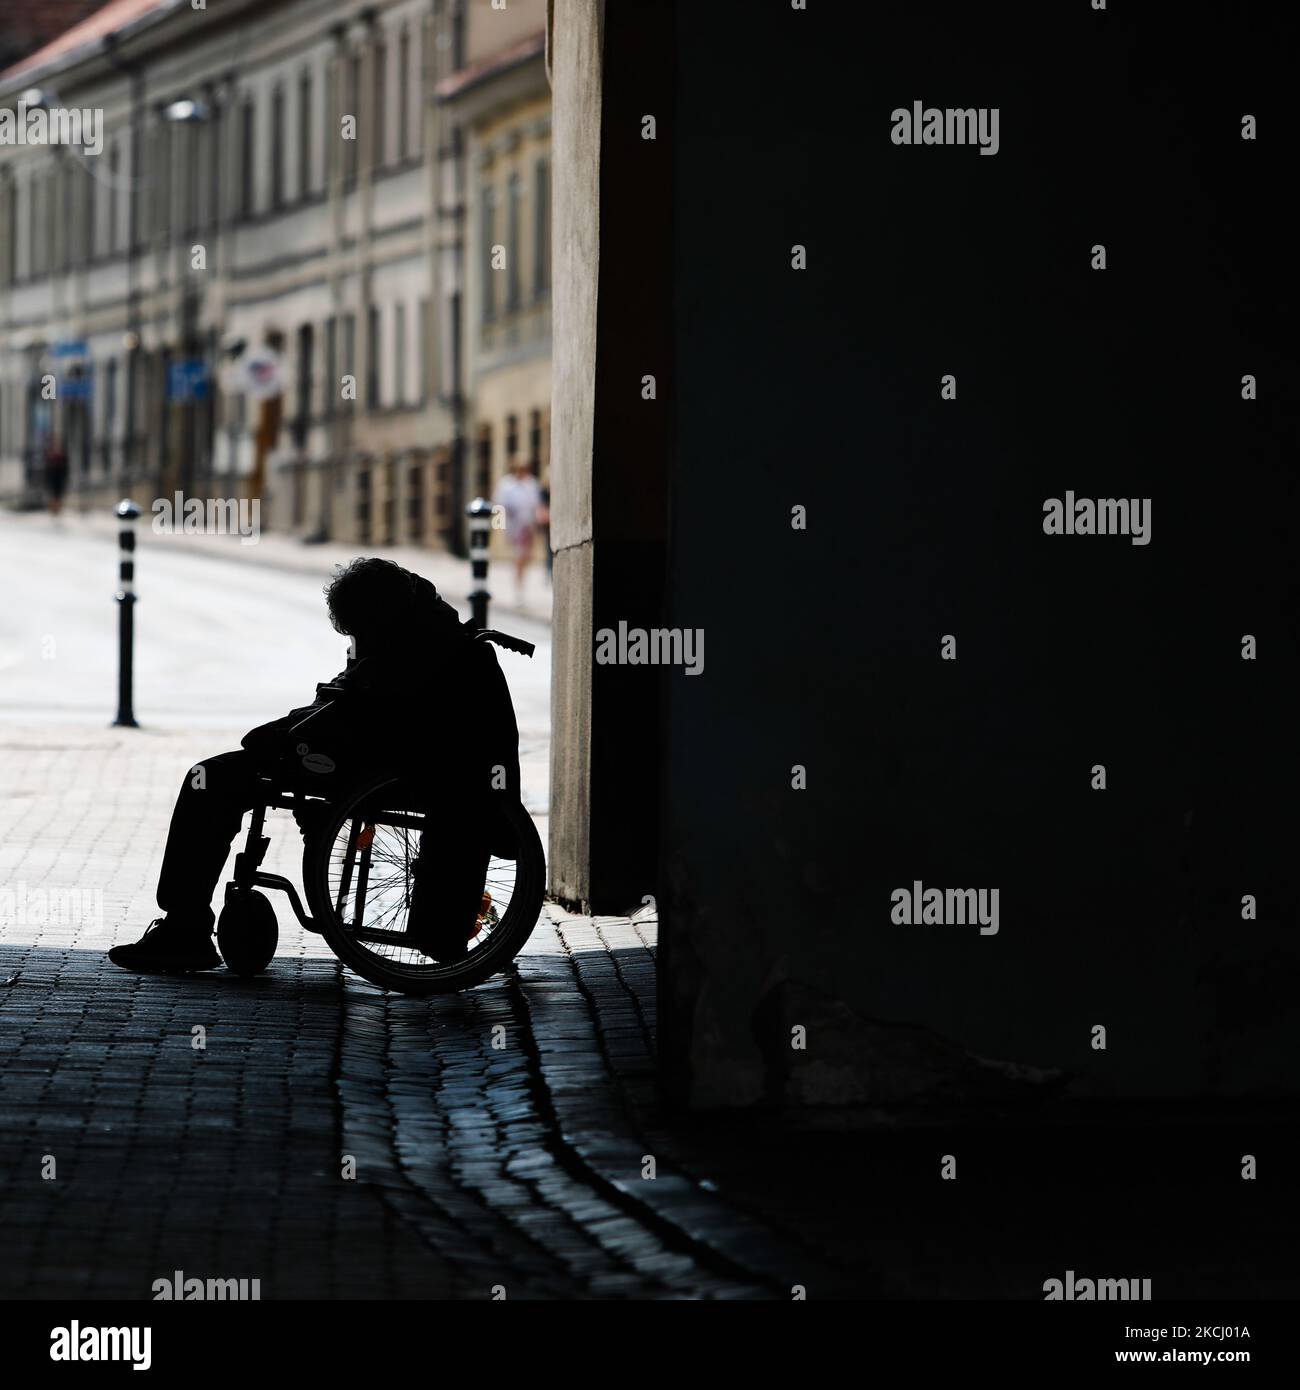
302, 774, 545, 995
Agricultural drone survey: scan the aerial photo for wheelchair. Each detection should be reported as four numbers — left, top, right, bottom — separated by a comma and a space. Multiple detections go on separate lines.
215, 629, 547, 996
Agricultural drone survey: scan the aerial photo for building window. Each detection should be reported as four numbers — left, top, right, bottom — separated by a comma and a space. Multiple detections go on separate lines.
534, 157, 550, 297
344, 54, 360, 187
108, 142, 120, 252
135, 131, 150, 247
372, 38, 387, 171
324, 316, 337, 419
475, 424, 492, 495
450, 124, 464, 189
186, 124, 201, 236
84, 163, 96, 263
39, 171, 50, 272
383, 456, 397, 543
506, 171, 521, 312
412, 28, 423, 156
159, 118, 173, 243
366, 305, 381, 409
32, 171, 47, 277
480, 183, 496, 323
104, 359, 118, 470
48, 167, 58, 268
356, 466, 371, 543
505, 413, 518, 462
58, 163, 72, 271
342, 312, 356, 412
22, 172, 35, 274
25, 173, 35, 277
451, 0, 466, 69
240, 96, 255, 218
49, 165, 59, 265
419, 297, 432, 403
393, 302, 405, 406
299, 69, 313, 199
407, 459, 424, 539
3, 178, 14, 281
447, 288, 462, 401
271, 86, 285, 210
208, 105, 221, 233
434, 447, 449, 517
398, 29, 410, 162
529, 407, 542, 470
296, 323, 314, 433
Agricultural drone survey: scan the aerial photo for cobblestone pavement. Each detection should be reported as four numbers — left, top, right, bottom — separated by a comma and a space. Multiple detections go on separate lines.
5, 520, 1290, 1300
3, 736, 1294, 1300
0, 516, 810, 1300
0, 725, 808, 1299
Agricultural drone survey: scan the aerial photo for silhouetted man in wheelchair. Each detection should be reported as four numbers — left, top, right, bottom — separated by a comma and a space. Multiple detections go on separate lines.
109, 558, 524, 975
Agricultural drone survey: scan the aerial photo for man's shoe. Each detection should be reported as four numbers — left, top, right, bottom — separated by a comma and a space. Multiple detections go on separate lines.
108, 918, 222, 974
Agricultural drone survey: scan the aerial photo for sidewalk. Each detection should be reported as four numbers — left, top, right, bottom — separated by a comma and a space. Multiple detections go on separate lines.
1, 725, 1290, 1298
12, 508, 553, 628
0, 724, 802, 1297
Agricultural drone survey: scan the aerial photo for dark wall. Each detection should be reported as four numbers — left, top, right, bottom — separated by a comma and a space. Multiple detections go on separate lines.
657, 0, 1299, 1106
587, 0, 674, 907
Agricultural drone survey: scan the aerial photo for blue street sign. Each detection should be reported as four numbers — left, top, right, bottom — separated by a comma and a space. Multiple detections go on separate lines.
167, 359, 210, 402
51, 339, 88, 358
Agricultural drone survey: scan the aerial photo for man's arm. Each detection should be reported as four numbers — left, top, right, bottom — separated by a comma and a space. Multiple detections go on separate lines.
239, 670, 353, 766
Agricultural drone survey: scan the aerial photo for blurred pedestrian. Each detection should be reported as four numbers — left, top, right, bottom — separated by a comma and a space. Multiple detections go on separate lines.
493, 458, 542, 603
43, 435, 68, 518
537, 479, 552, 584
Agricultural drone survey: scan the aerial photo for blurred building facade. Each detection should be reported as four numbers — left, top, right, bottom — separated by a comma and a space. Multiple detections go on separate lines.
0, 0, 550, 554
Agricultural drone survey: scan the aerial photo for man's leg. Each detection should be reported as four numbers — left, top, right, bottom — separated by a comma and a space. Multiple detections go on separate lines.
110, 750, 260, 973
406, 801, 493, 962
155, 750, 261, 929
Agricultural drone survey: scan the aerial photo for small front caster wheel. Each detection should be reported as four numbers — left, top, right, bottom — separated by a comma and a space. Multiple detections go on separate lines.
217, 889, 279, 977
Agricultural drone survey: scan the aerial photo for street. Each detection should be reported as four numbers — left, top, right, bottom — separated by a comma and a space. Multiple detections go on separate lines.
2, 515, 1290, 1302
0, 512, 765, 1298
2, 0, 1295, 1346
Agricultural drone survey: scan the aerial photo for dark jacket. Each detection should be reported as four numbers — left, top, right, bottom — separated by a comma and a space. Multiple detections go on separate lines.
241, 606, 520, 804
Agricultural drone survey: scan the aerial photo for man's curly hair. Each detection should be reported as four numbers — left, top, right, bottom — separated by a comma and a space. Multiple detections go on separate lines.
324, 557, 422, 641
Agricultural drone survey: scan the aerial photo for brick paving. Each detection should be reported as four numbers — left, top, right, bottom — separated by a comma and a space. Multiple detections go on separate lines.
0, 514, 830, 1300
0, 724, 794, 1299
3, 721, 1295, 1300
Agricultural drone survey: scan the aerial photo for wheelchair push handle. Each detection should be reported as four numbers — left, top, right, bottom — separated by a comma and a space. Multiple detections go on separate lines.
475, 628, 535, 658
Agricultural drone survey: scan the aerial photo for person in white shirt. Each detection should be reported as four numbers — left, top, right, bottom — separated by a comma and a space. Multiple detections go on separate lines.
493, 460, 543, 601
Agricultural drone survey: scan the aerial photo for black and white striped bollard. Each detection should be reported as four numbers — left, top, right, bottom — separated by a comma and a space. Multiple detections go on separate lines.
466, 496, 493, 629
113, 499, 141, 728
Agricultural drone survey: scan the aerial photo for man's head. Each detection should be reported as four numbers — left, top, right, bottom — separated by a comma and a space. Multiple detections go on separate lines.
325, 558, 421, 647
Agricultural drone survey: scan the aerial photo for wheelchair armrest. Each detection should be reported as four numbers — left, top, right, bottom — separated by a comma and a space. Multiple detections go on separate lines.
288, 700, 339, 737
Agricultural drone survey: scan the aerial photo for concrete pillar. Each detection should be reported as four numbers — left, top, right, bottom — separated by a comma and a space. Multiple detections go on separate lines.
548, 0, 673, 914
